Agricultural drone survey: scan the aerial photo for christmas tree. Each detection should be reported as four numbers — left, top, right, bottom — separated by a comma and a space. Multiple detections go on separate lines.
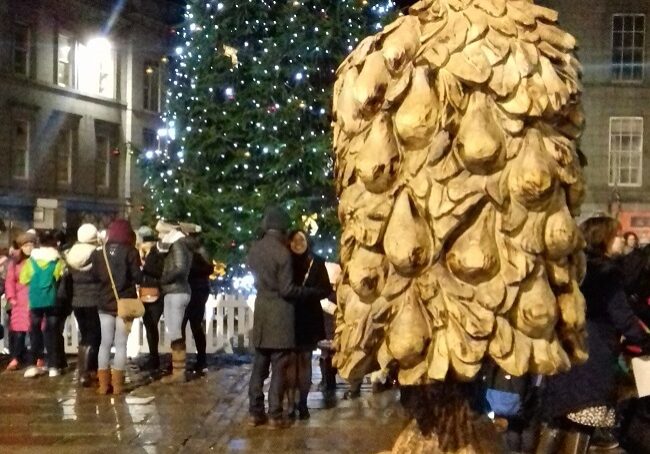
141, 0, 394, 281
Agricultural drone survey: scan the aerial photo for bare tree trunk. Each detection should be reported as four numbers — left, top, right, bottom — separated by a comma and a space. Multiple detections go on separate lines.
389, 382, 506, 454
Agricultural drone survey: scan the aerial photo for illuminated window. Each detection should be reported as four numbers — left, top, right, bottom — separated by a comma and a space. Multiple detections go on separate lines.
13, 23, 30, 76
96, 135, 111, 188
612, 14, 645, 81
143, 61, 160, 111
57, 34, 73, 87
609, 117, 643, 187
77, 37, 116, 98
12, 120, 29, 179
56, 129, 73, 185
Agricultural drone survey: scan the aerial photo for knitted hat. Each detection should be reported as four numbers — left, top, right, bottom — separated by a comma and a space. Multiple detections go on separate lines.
77, 224, 98, 244
262, 206, 290, 233
155, 219, 179, 234
15, 231, 37, 247
179, 222, 202, 235
107, 219, 136, 246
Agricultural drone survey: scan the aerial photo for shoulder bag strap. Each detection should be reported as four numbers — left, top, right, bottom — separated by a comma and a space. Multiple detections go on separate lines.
102, 245, 120, 303
302, 258, 314, 286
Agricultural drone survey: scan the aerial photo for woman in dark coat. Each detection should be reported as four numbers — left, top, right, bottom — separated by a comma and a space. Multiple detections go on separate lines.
91, 219, 142, 395
537, 216, 650, 453
140, 230, 166, 372
287, 230, 332, 419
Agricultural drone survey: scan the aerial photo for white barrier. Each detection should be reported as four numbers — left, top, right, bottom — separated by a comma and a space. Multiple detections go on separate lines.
1, 294, 255, 358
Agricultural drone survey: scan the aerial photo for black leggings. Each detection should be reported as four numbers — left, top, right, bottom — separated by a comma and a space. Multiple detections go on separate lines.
142, 299, 164, 358
182, 289, 209, 366
9, 331, 28, 363
73, 307, 101, 371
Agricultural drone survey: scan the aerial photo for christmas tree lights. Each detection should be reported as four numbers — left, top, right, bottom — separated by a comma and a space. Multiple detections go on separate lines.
140, 0, 395, 283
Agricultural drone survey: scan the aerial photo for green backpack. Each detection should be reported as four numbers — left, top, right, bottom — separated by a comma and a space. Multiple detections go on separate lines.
28, 258, 57, 309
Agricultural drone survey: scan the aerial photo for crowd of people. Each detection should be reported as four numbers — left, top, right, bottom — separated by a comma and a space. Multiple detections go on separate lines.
1, 210, 650, 453
0, 218, 212, 394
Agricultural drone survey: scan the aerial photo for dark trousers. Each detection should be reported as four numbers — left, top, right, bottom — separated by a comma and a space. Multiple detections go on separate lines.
9, 331, 28, 363
30, 307, 62, 368
73, 307, 101, 372
143, 299, 164, 362
182, 288, 209, 367
295, 350, 312, 410
248, 349, 291, 419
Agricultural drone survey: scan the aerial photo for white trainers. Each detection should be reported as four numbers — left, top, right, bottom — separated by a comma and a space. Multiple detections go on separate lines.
48, 368, 61, 377
24, 366, 46, 378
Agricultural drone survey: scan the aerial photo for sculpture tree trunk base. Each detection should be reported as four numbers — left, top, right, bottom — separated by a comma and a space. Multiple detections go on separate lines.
388, 382, 506, 454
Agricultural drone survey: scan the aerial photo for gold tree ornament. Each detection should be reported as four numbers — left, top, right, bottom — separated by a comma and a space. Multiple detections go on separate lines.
222, 44, 239, 66
332, 0, 585, 452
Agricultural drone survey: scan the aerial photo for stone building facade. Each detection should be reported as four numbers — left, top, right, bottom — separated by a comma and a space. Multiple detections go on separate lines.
0, 0, 182, 244
541, 0, 650, 240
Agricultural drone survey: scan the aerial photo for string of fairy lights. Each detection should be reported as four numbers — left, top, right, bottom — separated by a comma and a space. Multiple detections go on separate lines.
141, 0, 394, 285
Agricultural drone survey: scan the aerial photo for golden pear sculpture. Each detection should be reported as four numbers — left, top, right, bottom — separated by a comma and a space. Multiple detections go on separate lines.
332, 0, 586, 452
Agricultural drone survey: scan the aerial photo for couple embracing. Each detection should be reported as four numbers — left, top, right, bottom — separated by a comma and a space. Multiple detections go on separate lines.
246, 207, 332, 429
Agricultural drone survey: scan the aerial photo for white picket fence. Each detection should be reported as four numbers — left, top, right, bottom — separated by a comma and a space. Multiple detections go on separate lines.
1, 294, 255, 358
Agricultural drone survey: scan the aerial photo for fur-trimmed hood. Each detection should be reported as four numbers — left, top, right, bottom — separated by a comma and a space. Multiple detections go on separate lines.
30, 247, 61, 264
65, 243, 96, 271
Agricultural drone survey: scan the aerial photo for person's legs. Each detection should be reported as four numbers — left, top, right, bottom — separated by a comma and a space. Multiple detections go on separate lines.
111, 316, 129, 395
162, 293, 191, 384
268, 350, 291, 421
186, 290, 208, 371
44, 310, 64, 373
142, 299, 163, 368
13, 332, 28, 364
297, 350, 313, 417
248, 349, 272, 420
29, 309, 45, 365
97, 313, 116, 394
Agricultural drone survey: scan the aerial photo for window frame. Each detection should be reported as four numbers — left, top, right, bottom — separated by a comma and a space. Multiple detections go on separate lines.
56, 128, 74, 186
95, 134, 111, 189
11, 119, 30, 180
56, 32, 75, 88
143, 60, 161, 112
608, 116, 644, 188
13, 22, 31, 77
611, 13, 646, 83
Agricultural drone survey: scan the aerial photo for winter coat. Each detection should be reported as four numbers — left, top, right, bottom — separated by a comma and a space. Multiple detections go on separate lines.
617, 245, 650, 326
159, 233, 192, 295
91, 243, 142, 315
5, 259, 30, 332
19, 247, 65, 309
65, 243, 100, 308
246, 230, 329, 349
189, 251, 212, 294
542, 252, 650, 421
292, 255, 332, 349
142, 243, 165, 288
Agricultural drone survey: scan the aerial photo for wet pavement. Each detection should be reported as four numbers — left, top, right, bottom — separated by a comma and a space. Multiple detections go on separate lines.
0, 354, 406, 453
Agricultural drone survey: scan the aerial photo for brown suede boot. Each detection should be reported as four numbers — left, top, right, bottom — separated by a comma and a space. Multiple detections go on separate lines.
111, 369, 125, 395
97, 369, 112, 395
161, 341, 186, 384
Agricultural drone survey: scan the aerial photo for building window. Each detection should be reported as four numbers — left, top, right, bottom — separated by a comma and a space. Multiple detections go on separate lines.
612, 14, 645, 82
96, 135, 111, 188
13, 23, 30, 76
57, 33, 74, 87
77, 38, 116, 98
12, 120, 30, 179
143, 128, 158, 151
56, 129, 73, 185
143, 61, 160, 111
609, 117, 643, 187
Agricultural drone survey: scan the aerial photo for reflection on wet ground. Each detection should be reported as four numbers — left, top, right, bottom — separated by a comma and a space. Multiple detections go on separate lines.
0, 355, 406, 453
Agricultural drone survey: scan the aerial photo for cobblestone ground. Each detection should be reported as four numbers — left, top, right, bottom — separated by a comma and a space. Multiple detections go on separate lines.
0, 354, 406, 454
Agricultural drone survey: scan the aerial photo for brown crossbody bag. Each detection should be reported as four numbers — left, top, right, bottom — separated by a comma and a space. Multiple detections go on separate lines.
102, 245, 145, 320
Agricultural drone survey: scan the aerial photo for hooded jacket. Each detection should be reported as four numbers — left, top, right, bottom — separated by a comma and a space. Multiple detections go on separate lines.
65, 243, 100, 308
5, 257, 30, 332
19, 247, 65, 309
159, 230, 192, 295
91, 242, 142, 315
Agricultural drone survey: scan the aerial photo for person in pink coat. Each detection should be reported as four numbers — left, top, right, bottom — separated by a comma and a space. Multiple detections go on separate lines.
5, 232, 36, 371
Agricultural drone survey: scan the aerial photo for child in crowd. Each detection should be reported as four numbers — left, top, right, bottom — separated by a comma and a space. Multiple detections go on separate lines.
20, 230, 66, 378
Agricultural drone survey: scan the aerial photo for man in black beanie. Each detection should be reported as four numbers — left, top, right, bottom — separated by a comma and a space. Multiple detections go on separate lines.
246, 206, 328, 428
